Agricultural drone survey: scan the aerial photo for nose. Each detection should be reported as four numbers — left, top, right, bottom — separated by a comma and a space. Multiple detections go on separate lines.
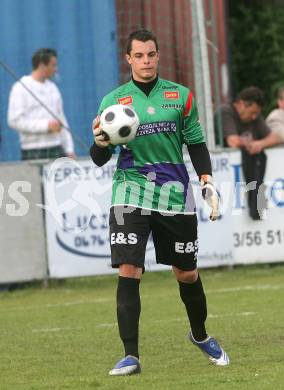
143, 54, 150, 63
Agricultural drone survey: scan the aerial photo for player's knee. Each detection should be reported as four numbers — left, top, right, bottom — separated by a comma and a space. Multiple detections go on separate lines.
173, 266, 198, 283
119, 264, 142, 279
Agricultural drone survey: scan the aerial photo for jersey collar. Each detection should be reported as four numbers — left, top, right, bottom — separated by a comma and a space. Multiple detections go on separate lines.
129, 77, 162, 97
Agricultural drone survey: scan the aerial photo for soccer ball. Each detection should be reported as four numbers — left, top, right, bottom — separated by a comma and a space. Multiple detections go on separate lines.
100, 104, 140, 145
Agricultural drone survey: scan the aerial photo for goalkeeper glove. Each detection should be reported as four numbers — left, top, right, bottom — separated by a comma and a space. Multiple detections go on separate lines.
92, 116, 110, 147
92, 115, 101, 131
200, 174, 220, 221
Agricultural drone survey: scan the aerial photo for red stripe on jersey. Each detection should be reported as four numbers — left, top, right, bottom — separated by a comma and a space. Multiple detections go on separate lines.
184, 91, 193, 117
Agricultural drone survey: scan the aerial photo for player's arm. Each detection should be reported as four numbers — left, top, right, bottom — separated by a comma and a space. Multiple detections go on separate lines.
183, 92, 219, 220
187, 142, 212, 178
187, 143, 219, 221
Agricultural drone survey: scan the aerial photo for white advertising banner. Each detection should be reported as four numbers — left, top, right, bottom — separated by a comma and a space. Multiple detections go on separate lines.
43, 157, 116, 277
230, 148, 284, 264
43, 152, 234, 278
43, 147, 284, 278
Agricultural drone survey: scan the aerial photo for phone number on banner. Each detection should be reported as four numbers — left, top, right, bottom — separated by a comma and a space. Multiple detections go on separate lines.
73, 234, 109, 247
234, 229, 284, 247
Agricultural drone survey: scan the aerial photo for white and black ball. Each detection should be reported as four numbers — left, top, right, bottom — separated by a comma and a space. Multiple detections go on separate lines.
100, 104, 140, 145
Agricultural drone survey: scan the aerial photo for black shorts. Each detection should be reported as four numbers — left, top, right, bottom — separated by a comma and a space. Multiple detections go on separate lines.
109, 206, 198, 271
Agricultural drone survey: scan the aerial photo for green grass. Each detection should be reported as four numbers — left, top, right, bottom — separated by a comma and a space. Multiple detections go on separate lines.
0, 264, 284, 389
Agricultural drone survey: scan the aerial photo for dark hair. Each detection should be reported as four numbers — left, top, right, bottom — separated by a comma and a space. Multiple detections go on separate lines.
32, 48, 57, 70
235, 86, 265, 107
126, 29, 159, 54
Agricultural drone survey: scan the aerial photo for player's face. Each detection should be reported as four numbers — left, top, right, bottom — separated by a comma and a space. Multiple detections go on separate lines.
42, 56, 58, 79
237, 101, 262, 123
126, 39, 159, 82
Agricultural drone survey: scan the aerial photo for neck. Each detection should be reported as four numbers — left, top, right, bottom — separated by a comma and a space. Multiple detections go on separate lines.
31, 70, 46, 82
133, 78, 156, 83
132, 76, 158, 97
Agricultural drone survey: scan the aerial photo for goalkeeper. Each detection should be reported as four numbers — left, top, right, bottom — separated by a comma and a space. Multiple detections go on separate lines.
90, 29, 229, 376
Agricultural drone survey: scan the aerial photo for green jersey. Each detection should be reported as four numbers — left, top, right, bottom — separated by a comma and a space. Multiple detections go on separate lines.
98, 78, 205, 214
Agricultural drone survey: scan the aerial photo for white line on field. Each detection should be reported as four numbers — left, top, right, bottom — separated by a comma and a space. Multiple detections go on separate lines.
150, 311, 257, 325
0, 297, 114, 312
85, 311, 257, 330
31, 311, 257, 333
32, 326, 83, 333
44, 298, 112, 307
32, 311, 257, 333
96, 322, 117, 328
207, 284, 284, 293
209, 311, 256, 318
1, 283, 283, 313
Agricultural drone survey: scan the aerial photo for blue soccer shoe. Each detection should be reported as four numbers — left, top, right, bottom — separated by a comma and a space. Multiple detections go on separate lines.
109, 355, 141, 376
189, 331, 230, 366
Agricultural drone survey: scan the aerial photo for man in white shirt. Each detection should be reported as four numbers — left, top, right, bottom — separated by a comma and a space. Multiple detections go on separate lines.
8, 48, 75, 160
247, 86, 284, 154
265, 86, 284, 143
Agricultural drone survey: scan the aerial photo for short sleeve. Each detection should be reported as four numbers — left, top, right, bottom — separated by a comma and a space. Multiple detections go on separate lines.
216, 106, 239, 138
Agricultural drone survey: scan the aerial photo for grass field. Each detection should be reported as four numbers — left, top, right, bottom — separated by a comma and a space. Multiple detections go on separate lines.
1, 264, 284, 390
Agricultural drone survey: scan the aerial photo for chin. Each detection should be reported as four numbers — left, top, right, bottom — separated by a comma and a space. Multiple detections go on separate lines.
142, 74, 155, 81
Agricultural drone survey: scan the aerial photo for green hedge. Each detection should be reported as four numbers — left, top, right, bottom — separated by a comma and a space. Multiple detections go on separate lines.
229, 1, 284, 115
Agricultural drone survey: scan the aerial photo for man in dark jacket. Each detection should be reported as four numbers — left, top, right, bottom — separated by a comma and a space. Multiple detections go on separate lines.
215, 87, 272, 220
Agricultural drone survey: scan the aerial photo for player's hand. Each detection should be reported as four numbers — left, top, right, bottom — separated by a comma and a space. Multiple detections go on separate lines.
48, 120, 62, 133
92, 115, 110, 148
200, 175, 220, 221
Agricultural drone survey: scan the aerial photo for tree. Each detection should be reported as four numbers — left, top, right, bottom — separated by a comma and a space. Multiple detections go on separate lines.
229, 1, 284, 114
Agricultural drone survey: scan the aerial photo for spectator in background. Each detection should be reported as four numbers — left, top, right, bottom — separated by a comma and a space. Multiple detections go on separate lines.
266, 86, 284, 143
217, 87, 272, 150
248, 86, 284, 153
215, 87, 272, 220
7, 48, 75, 160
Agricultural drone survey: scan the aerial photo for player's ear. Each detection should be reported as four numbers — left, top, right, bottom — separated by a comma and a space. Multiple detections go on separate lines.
125, 54, 132, 65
